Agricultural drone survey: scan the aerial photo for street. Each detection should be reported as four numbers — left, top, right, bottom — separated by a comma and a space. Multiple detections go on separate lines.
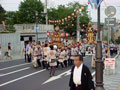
0, 56, 94, 90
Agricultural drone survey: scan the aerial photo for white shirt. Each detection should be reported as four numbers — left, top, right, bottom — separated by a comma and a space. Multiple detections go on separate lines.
43, 47, 50, 56
73, 63, 83, 85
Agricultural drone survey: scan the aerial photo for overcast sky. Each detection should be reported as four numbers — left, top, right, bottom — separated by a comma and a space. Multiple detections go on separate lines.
0, 0, 120, 22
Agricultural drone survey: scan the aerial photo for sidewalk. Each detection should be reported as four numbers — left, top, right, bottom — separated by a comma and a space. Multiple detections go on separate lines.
0, 55, 24, 61
93, 55, 120, 90
103, 56, 120, 90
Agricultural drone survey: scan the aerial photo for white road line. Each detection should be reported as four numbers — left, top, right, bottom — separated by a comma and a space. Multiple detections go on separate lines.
0, 69, 46, 87
0, 67, 31, 77
0, 59, 23, 63
42, 69, 71, 85
0, 63, 31, 71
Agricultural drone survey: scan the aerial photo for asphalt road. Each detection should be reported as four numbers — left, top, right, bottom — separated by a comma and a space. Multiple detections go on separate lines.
0, 56, 95, 90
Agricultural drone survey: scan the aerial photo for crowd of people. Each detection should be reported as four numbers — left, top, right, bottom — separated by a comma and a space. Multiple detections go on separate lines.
22, 40, 120, 77
22, 40, 95, 77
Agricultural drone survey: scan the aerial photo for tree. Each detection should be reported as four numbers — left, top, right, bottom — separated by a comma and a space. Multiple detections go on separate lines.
18, 0, 44, 24
48, 2, 90, 36
115, 36, 120, 44
0, 4, 6, 24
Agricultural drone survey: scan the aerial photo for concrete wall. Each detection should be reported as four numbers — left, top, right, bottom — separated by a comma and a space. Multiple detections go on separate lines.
14, 24, 54, 33
0, 33, 24, 57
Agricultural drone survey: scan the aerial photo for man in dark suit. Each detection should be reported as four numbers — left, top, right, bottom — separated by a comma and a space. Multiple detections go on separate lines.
69, 55, 95, 90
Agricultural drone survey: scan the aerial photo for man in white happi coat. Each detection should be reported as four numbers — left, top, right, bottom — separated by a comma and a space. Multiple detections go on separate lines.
43, 43, 50, 69
48, 45, 57, 77
71, 46, 78, 60
64, 46, 69, 68
31, 45, 38, 68
58, 48, 66, 68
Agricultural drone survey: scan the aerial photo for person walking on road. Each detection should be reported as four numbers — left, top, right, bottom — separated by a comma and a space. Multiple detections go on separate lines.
8, 42, 12, 59
48, 45, 57, 77
26, 42, 32, 62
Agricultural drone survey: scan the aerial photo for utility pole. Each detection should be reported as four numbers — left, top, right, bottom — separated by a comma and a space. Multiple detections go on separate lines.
95, 5, 105, 90
45, 0, 48, 25
36, 11, 38, 42
76, 12, 80, 42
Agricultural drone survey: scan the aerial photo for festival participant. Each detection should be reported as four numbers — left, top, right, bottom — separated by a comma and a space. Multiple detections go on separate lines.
48, 45, 57, 77
64, 46, 68, 68
58, 47, 65, 69
31, 45, 38, 68
36, 42, 42, 67
43, 43, 50, 69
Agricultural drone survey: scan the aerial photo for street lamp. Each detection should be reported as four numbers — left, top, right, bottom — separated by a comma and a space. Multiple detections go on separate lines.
35, 11, 38, 42
95, 5, 105, 90
75, 6, 83, 42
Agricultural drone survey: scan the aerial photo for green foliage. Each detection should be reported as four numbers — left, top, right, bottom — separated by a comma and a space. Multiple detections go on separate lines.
1, 1, 90, 35
115, 36, 120, 44
48, 2, 90, 36
6, 25, 16, 33
18, 0, 44, 24
0, 4, 6, 24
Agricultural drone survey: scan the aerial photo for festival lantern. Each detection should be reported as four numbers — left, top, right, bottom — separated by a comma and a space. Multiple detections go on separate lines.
83, 24, 85, 27
59, 20, 61, 23
88, 1, 90, 4
81, 6, 84, 11
57, 20, 59, 23
65, 33, 69, 37
81, 29, 84, 32
62, 19, 64, 22
65, 17, 67, 21
72, 13, 74, 16
76, 10, 79, 14
46, 32, 50, 36
68, 16, 71, 19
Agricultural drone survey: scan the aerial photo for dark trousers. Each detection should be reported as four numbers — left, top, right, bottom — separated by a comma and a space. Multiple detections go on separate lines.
68, 59, 73, 66
81, 53, 85, 57
57, 62, 64, 68
74, 85, 82, 90
50, 66, 55, 76
64, 60, 68, 67
37, 59, 41, 67
24, 53, 27, 62
42, 61, 49, 69
27, 54, 31, 62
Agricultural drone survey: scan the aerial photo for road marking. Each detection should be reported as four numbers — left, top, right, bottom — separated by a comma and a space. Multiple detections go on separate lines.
0, 69, 46, 87
0, 63, 31, 71
0, 67, 30, 77
42, 70, 71, 85
42, 70, 95, 85
0, 59, 23, 63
